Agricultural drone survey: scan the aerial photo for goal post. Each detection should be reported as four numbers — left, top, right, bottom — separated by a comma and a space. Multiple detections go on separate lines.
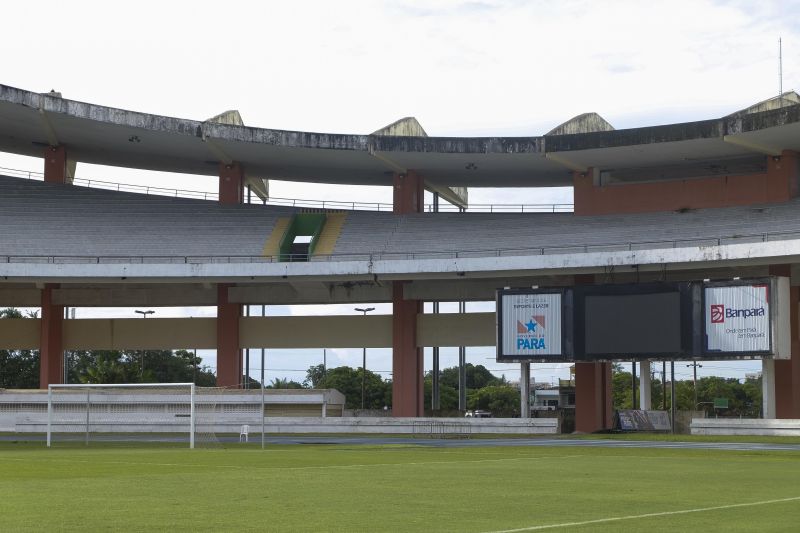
47, 383, 200, 448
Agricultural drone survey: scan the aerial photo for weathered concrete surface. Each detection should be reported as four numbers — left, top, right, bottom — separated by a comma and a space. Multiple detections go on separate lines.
547, 112, 615, 135
1, 83, 799, 187
728, 91, 800, 117
371, 116, 428, 137
1, 238, 800, 283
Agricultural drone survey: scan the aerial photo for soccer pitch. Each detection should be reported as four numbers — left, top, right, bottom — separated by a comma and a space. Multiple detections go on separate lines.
1, 440, 799, 532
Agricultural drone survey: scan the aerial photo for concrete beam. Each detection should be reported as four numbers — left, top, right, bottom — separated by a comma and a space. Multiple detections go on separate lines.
1, 239, 799, 285
545, 152, 588, 172
723, 134, 782, 156
51, 287, 217, 307
0, 288, 41, 307
0, 313, 498, 351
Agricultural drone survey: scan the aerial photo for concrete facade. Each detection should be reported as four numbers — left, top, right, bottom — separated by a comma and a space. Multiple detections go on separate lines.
2, 85, 800, 425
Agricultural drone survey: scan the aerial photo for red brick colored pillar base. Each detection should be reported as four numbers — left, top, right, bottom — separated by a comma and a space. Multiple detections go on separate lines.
771, 265, 800, 418
219, 162, 245, 205
574, 361, 613, 432
216, 283, 241, 387
39, 284, 64, 388
392, 282, 423, 417
43, 146, 68, 184
393, 170, 423, 214
572, 274, 613, 432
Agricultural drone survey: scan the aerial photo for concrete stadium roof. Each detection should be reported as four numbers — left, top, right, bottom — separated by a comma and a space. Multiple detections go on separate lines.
1, 84, 799, 188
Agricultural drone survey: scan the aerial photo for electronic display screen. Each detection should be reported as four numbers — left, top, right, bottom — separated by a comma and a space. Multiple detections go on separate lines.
584, 292, 682, 355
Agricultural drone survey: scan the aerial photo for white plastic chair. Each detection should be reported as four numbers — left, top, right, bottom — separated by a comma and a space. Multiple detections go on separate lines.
239, 424, 250, 443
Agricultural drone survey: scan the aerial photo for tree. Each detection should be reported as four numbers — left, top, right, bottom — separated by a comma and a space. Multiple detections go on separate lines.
611, 363, 634, 410
468, 385, 520, 417
266, 377, 305, 389
307, 365, 391, 410
67, 349, 216, 385
439, 364, 506, 391
0, 308, 39, 388
304, 364, 326, 388
423, 377, 459, 411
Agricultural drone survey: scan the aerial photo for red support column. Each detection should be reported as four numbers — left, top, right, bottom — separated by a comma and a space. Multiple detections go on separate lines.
770, 265, 800, 418
573, 273, 613, 432
219, 162, 245, 205
43, 146, 68, 184
391, 170, 424, 416
392, 282, 423, 417
216, 283, 242, 387
39, 284, 64, 388
393, 170, 424, 214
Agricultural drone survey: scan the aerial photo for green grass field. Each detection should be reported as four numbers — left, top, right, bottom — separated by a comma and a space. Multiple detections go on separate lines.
1, 440, 799, 532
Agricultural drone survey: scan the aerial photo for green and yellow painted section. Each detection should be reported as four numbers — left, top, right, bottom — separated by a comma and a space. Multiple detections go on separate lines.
261, 211, 347, 261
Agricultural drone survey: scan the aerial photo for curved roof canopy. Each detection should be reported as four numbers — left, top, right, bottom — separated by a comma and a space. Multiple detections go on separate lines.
1, 84, 799, 188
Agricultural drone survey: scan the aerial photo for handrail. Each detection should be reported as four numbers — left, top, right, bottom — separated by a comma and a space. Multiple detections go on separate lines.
1, 229, 797, 265
0, 166, 574, 213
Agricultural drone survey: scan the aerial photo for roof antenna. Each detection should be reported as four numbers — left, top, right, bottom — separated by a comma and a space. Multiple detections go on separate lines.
779, 37, 783, 107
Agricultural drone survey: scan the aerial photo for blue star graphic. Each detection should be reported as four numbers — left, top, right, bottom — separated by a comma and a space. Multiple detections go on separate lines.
525, 319, 537, 332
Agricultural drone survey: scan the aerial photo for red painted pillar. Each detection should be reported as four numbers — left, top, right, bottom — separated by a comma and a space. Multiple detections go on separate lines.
216, 283, 242, 387
766, 150, 799, 202
393, 170, 424, 214
43, 146, 68, 184
219, 162, 245, 204
770, 264, 800, 418
391, 170, 424, 416
39, 284, 64, 388
392, 282, 423, 417
573, 273, 613, 432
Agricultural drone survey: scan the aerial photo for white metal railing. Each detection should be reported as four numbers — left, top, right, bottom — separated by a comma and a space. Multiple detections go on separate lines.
0, 166, 573, 213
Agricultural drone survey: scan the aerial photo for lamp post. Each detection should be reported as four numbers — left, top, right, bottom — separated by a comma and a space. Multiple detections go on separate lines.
135, 310, 154, 378
355, 307, 375, 410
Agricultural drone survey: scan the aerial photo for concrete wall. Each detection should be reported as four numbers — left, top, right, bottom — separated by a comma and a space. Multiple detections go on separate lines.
0, 313, 497, 350
691, 418, 800, 436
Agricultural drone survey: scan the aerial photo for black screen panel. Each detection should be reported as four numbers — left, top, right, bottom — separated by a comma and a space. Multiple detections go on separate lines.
584, 292, 681, 355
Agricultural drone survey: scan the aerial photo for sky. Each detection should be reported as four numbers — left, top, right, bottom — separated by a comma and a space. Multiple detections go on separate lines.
2, 0, 799, 386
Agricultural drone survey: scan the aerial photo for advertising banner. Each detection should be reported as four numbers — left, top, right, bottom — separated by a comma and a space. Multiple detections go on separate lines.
617, 410, 671, 431
705, 284, 771, 353
498, 291, 562, 359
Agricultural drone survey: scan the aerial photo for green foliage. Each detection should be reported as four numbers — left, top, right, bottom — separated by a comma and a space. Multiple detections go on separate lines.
612, 365, 633, 410
611, 364, 762, 416
304, 364, 326, 388
467, 385, 520, 417
266, 377, 305, 389
439, 363, 506, 390
423, 378, 459, 411
0, 308, 39, 388
67, 349, 216, 385
311, 366, 391, 410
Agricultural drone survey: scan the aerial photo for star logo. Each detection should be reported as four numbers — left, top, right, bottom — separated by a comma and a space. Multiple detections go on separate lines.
526, 319, 537, 332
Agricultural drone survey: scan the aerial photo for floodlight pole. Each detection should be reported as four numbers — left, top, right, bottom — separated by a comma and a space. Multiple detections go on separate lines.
355, 307, 375, 410
134, 310, 154, 378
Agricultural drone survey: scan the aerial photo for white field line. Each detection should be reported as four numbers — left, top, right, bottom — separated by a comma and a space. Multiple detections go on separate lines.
0, 454, 585, 472
484, 496, 800, 533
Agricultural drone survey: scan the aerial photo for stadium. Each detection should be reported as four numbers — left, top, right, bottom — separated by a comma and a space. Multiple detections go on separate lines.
1, 83, 800, 531
2, 84, 800, 426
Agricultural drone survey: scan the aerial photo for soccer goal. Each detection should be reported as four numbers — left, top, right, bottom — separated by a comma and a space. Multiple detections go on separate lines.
46, 383, 247, 448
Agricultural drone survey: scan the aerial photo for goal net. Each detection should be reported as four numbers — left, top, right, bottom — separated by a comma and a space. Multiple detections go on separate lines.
46, 383, 263, 448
